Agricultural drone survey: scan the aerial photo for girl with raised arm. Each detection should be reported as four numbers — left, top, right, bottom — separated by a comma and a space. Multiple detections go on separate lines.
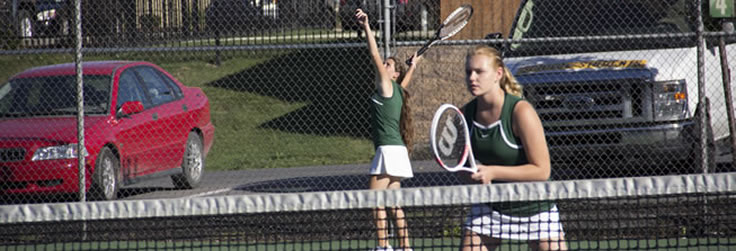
355, 8, 422, 251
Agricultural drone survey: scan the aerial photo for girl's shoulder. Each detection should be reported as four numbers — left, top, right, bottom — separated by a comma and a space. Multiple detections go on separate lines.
505, 93, 530, 114
504, 92, 524, 105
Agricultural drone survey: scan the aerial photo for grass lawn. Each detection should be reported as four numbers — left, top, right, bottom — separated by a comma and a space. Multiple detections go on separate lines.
155, 53, 375, 171
0, 49, 375, 171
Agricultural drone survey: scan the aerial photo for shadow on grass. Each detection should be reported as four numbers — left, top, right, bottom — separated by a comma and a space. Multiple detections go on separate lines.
208, 47, 375, 138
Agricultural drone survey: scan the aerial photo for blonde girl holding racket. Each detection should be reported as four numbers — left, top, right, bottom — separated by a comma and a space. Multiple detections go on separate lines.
460, 45, 568, 251
355, 8, 422, 251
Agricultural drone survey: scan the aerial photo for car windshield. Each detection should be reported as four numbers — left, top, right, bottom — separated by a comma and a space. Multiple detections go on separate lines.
508, 0, 696, 55
0, 75, 111, 118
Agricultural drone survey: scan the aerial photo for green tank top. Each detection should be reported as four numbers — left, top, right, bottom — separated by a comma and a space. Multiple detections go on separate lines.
370, 81, 404, 148
463, 93, 554, 217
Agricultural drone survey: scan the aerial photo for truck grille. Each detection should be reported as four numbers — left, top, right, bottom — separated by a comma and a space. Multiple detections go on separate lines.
0, 148, 26, 162
524, 79, 645, 122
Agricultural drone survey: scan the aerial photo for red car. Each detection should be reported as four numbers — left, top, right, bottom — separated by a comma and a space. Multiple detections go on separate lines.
0, 61, 215, 200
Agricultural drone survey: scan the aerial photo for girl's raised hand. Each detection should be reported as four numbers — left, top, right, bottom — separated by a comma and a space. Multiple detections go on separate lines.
355, 9, 368, 27
408, 52, 422, 66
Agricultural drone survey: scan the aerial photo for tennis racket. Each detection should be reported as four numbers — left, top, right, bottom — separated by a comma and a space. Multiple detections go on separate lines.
406, 4, 474, 66
429, 104, 477, 173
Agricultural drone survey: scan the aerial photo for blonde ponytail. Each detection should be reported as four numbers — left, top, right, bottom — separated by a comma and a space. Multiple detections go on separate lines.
501, 66, 523, 97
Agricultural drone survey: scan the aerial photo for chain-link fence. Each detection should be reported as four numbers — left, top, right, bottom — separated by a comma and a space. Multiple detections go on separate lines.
0, 0, 734, 204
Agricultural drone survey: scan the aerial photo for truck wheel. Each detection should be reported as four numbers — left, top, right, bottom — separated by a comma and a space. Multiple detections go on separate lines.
17, 10, 33, 38
90, 148, 120, 200
683, 106, 716, 174
172, 132, 204, 189
688, 122, 717, 174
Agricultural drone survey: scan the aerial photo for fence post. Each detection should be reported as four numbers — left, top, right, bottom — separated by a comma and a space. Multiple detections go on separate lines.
719, 21, 736, 166
74, 0, 86, 202
696, 0, 711, 172
215, 30, 221, 66
193, 0, 200, 33
382, 0, 391, 58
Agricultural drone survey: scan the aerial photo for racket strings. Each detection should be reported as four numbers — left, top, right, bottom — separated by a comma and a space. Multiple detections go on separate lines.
439, 7, 472, 38
406, 4, 472, 66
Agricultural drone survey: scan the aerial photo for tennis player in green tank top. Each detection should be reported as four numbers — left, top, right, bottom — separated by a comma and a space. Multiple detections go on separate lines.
356, 9, 423, 251
459, 46, 568, 251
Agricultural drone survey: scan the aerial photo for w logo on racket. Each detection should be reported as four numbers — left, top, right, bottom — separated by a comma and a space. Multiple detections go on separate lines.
430, 104, 477, 173
438, 116, 459, 156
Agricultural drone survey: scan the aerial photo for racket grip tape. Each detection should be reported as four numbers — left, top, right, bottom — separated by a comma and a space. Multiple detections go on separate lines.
405, 56, 415, 66
405, 45, 431, 66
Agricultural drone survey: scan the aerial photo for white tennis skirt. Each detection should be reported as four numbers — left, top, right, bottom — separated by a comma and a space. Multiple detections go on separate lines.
464, 204, 564, 240
369, 145, 413, 179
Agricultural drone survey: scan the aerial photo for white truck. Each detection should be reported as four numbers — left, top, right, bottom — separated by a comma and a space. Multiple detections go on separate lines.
500, 0, 733, 176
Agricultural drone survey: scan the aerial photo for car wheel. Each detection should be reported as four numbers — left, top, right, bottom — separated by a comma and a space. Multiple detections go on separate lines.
172, 132, 204, 189
17, 10, 33, 38
90, 147, 120, 200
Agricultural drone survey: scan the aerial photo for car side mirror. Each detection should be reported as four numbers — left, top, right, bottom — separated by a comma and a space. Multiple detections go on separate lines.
117, 101, 144, 117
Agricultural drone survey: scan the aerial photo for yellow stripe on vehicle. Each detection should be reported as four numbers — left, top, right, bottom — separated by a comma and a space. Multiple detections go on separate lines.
516, 60, 647, 75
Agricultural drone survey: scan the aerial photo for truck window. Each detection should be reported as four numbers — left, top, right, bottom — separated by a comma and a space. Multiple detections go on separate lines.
509, 0, 696, 55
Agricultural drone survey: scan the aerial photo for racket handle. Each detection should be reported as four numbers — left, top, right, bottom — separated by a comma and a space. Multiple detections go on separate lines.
416, 45, 430, 56
405, 55, 415, 66
405, 45, 430, 66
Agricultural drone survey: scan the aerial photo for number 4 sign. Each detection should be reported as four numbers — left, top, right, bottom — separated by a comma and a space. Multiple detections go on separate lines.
711, 0, 735, 18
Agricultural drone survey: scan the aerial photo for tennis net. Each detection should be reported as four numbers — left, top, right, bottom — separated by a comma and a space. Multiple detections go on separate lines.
1, 172, 735, 250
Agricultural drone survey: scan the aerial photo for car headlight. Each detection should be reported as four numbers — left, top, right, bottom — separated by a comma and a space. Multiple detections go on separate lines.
36, 9, 57, 21
653, 79, 688, 121
32, 144, 88, 161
